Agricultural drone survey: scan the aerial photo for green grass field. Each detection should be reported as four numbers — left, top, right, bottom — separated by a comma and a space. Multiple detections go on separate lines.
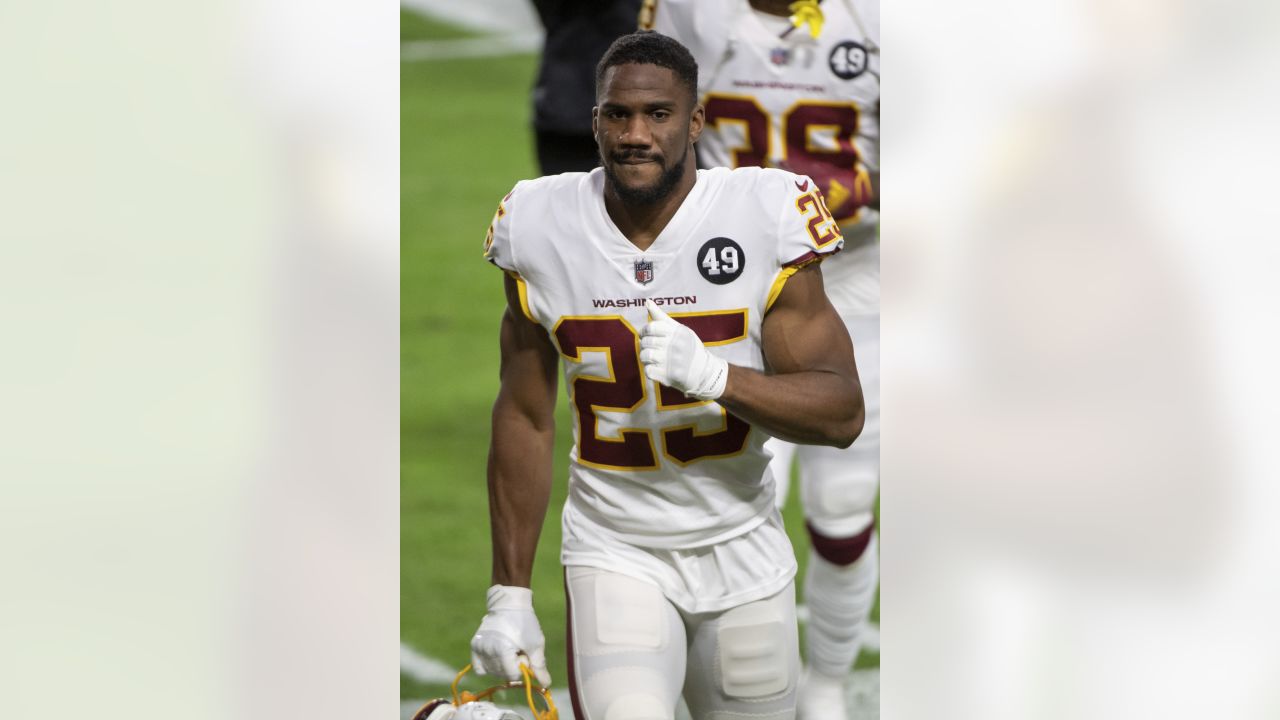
400, 7, 877, 709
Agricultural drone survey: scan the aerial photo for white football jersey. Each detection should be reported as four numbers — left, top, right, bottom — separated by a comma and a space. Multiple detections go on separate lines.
484, 166, 843, 549
650, 0, 880, 312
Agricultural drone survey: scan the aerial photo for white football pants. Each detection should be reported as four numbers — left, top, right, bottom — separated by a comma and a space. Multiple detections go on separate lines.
563, 566, 800, 720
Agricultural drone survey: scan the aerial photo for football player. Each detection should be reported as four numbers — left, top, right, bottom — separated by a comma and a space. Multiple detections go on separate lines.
647, 2, 881, 718
471, 31, 864, 720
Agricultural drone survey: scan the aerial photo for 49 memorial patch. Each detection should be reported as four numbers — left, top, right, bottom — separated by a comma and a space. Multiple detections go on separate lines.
829, 40, 870, 80
697, 237, 745, 285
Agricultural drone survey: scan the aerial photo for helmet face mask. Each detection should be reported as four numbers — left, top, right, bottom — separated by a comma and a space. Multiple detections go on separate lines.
411, 699, 522, 720
454, 703, 524, 720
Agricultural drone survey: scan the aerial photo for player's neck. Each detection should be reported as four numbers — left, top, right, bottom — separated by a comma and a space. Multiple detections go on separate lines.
603, 162, 698, 253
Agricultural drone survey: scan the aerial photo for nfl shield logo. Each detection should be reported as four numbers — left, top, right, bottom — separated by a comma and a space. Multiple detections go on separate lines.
771, 47, 791, 65
634, 258, 654, 285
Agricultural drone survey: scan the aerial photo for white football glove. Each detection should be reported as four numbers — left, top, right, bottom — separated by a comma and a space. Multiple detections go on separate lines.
639, 299, 729, 400
469, 585, 552, 687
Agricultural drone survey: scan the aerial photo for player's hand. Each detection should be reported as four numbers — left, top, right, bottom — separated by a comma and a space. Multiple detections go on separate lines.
469, 585, 552, 687
640, 299, 729, 400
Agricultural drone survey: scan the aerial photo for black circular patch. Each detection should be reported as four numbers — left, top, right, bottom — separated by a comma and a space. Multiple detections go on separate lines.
696, 237, 745, 285
828, 41, 869, 80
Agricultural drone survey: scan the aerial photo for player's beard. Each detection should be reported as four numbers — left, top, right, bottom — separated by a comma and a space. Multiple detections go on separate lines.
603, 142, 689, 206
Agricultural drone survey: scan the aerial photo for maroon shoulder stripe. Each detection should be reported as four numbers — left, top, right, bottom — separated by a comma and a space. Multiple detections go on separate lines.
782, 246, 843, 269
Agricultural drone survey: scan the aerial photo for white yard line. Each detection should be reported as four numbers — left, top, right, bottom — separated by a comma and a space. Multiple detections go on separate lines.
401, 0, 542, 37
401, 0, 543, 62
400, 642, 458, 685
402, 699, 431, 720
401, 34, 542, 62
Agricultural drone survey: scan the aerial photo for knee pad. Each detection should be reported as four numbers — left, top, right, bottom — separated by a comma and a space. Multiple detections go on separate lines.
602, 693, 671, 720
583, 668, 675, 720
716, 598, 793, 699
799, 451, 878, 539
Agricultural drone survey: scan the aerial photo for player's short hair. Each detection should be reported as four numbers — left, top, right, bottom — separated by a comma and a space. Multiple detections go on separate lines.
595, 31, 699, 105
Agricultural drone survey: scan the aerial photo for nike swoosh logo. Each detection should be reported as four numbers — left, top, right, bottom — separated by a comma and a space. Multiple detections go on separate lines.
795, 179, 810, 191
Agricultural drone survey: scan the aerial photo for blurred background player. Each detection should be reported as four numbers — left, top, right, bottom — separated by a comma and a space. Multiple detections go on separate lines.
648, 1, 880, 717
529, 0, 643, 174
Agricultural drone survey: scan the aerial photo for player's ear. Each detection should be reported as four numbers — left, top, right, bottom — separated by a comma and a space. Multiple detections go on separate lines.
592, 106, 600, 138
689, 102, 704, 143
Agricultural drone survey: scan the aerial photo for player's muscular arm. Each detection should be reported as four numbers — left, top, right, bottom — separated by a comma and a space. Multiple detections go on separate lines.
487, 273, 560, 588
719, 264, 864, 447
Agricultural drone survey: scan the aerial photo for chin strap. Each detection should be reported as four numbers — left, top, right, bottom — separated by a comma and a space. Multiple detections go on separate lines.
519, 663, 559, 720
789, 0, 825, 38
448, 663, 559, 720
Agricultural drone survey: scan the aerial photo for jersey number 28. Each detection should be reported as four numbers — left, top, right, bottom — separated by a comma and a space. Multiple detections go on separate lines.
703, 95, 870, 221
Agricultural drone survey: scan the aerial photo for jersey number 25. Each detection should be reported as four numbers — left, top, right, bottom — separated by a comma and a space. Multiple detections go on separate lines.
554, 310, 751, 470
